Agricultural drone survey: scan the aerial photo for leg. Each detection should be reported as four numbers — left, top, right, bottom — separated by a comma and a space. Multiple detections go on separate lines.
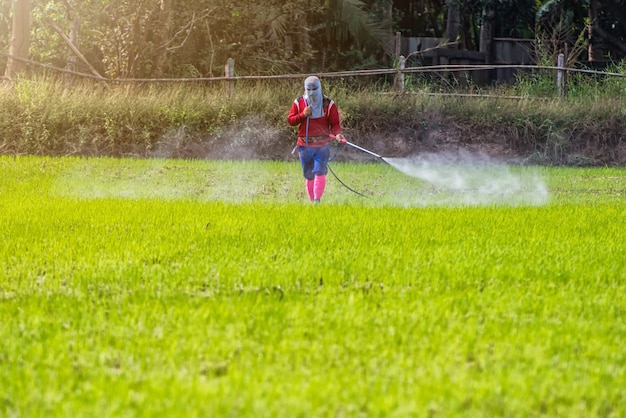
311, 145, 331, 202
313, 175, 326, 201
299, 147, 315, 201
306, 179, 314, 201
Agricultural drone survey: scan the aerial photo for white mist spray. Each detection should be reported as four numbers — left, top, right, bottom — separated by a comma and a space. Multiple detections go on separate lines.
382, 150, 549, 207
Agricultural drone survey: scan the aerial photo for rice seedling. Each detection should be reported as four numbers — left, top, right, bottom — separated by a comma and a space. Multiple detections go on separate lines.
1, 156, 625, 417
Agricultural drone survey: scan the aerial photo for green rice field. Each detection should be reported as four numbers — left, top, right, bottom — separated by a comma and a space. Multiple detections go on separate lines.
1, 155, 625, 417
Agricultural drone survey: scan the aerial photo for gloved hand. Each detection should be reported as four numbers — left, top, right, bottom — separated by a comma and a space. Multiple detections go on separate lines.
334, 133, 347, 144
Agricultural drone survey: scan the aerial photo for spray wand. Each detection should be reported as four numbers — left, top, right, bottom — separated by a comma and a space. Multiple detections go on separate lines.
343, 140, 383, 160
330, 134, 387, 163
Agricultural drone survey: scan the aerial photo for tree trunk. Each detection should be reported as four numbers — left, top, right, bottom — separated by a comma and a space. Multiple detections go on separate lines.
48, 19, 105, 80
445, 0, 460, 48
0, 0, 9, 76
152, 0, 172, 78
587, 0, 605, 61
4, 0, 32, 79
67, 17, 80, 72
476, 4, 494, 84
0, 0, 11, 42
299, 13, 311, 72
479, 5, 493, 63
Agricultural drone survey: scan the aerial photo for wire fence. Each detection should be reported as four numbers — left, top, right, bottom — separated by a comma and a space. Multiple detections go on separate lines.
3, 50, 626, 92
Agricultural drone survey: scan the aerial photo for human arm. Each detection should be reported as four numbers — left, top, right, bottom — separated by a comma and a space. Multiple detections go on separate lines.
287, 98, 312, 126
327, 101, 345, 142
329, 133, 346, 144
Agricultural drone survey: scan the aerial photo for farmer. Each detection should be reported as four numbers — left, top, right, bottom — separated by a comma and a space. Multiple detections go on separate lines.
288, 76, 346, 203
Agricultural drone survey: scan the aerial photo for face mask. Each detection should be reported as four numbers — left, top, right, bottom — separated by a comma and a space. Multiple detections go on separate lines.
304, 76, 323, 118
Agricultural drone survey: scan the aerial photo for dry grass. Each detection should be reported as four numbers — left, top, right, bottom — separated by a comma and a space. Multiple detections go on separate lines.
1, 74, 625, 164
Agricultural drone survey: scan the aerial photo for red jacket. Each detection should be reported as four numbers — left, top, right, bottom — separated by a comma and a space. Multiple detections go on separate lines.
288, 96, 341, 147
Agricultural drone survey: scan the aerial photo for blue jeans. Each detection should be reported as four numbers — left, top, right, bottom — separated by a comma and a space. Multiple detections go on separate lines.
298, 145, 331, 180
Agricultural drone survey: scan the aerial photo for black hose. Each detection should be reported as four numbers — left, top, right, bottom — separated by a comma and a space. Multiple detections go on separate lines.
328, 164, 369, 198
305, 113, 367, 197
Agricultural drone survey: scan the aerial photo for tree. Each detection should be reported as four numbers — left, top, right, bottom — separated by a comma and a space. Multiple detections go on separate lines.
8, 0, 626, 80
445, 0, 460, 47
535, 0, 626, 64
489, 0, 535, 38
175, 0, 318, 76
393, 0, 446, 37
4, 0, 32, 79
0, 0, 11, 49
536, 0, 588, 64
313, 0, 389, 70
152, 0, 172, 78
455, 0, 536, 50
479, 2, 493, 62
587, 0, 626, 62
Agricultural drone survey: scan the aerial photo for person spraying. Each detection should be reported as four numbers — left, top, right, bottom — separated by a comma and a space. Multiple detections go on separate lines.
288, 76, 346, 203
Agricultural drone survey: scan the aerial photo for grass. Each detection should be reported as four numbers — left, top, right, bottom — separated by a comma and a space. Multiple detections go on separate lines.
1, 155, 626, 416
1, 75, 626, 164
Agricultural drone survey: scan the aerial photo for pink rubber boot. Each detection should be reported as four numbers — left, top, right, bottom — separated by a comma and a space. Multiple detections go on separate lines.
306, 179, 314, 201
313, 175, 326, 203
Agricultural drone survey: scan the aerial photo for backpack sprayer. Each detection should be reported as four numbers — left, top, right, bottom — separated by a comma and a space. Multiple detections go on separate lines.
291, 133, 390, 198
291, 104, 392, 197
292, 96, 388, 163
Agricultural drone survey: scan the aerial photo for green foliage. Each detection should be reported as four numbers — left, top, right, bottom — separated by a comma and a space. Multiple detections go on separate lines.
16, 0, 390, 78
3, 0, 626, 80
2, 74, 626, 165
0, 0, 10, 59
490, 0, 537, 38
1, 156, 626, 416
514, 63, 559, 97
515, 57, 626, 101
567, 60, 626, 100
0, 77, 297, 156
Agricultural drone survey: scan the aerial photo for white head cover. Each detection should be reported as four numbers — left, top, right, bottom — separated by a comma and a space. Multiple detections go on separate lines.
303, 76, 323, 119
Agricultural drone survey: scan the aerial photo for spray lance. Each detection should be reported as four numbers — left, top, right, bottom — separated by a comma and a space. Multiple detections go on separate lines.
343, 139, 384, 160
292, 134, 385, 161
290, 130, 401, 197
330, 134, 388, 163
323, 135, 397, 198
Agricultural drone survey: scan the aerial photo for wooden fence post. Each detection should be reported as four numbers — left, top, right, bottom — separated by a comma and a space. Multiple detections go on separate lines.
397, 55, 406, 94
557, 53, 566, 98
225, 57, 234, 96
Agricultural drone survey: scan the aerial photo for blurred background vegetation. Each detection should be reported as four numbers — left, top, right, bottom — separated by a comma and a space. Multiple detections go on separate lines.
1, 0, 625, 165
1, 0, 626, 78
